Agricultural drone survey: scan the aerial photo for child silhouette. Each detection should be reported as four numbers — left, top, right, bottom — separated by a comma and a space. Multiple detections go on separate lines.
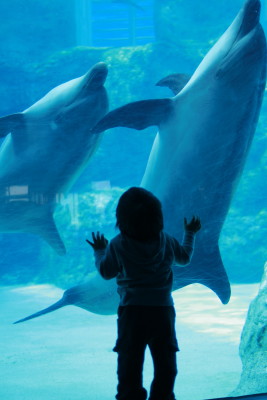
87, 187, 201, 400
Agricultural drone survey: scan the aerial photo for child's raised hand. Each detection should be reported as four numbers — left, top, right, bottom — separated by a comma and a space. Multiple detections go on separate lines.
86, 231, 108, 250
184, 216, 201, 233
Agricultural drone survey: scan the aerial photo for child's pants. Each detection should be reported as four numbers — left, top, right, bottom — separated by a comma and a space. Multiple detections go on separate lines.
113, 305, 179, 400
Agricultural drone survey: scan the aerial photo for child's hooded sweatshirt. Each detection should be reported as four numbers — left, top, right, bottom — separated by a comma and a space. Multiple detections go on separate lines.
94, 231, 195, 307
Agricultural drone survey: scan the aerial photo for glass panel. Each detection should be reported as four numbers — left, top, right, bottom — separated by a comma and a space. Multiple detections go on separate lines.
0, 1, 266, 399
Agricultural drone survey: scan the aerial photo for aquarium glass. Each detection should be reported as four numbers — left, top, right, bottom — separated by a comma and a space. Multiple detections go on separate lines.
0, 1, 266, 399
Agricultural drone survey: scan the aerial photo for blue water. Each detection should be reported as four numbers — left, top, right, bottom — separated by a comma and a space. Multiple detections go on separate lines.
0, 0, 266, 398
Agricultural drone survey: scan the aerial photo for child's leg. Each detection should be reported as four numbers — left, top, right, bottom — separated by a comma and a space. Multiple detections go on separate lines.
148, 345, 177, 400
114, 306, 148, 400
147, 306, 178, 400
116, 348, 147, 400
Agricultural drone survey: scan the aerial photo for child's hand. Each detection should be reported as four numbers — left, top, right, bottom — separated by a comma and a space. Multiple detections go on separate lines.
86, 232, 108, 251
184, 216, 201, 233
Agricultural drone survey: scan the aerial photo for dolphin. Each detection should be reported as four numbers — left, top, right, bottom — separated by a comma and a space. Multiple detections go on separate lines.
13, 0, 267, 324
0, 62, 108, 255
13, 273, 119, 324
91, 0, 267, 305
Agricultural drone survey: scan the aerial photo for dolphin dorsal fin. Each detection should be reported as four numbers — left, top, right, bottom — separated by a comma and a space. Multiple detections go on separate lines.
0, 113, 24, 138
156, 73, 192, 95
92, 98, 174, 134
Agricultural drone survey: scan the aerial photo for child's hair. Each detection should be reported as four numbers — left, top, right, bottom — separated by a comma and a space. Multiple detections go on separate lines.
116, 187, 164, 241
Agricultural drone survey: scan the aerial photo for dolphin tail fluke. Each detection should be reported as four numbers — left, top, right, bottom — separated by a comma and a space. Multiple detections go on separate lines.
200, 261, 231, 305
92, 99, 174, 134
173, 244, 231, 305
13, 298, 67, 324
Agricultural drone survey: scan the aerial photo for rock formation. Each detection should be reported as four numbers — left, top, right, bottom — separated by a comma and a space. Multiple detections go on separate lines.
232, 262, 267, 395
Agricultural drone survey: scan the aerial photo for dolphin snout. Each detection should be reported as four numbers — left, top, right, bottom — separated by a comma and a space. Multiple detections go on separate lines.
89, 62, 108, 87
240, 0, 261, 36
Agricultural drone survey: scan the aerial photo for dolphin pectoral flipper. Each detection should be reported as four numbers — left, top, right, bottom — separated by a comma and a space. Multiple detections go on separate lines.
39, 220, 66, 256
92, 99, 174, 134
13, 298, 67, 324
28, 211, 66, 255
0, 113, 24, 137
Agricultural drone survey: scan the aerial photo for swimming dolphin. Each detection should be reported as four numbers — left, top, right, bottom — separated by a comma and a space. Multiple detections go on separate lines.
0, 62, 108, 255
13, 0, 267, 324
92, 0, 267, 305
14, 273, 119, 324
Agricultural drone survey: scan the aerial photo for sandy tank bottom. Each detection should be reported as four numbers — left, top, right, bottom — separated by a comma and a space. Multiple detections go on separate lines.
0, 282, 259, 400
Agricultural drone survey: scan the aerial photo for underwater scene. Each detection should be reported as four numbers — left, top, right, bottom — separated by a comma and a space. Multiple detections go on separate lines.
0, 0, 266, 399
